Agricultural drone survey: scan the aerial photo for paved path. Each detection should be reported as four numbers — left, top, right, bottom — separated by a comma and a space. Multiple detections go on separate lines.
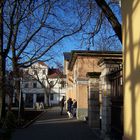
11, 107, 100, 140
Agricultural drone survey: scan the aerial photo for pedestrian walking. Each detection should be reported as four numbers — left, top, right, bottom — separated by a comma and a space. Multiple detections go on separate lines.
60, 96, 65, 115
39, 102, 44, 109
67, 98, 73, 118
72, 99, 77, 117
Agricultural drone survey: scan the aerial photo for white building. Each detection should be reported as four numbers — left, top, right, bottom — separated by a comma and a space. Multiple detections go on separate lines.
21, 62, 48, 108
21, 62, 66, 108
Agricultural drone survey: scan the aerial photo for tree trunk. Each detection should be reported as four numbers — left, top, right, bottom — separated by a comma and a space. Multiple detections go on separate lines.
47, 94, 50, 107
0, 57, 6, 119
13, 60, 24, 119
44, 88, 49, 107
1, 58, 6, 118
0, 0, 6, 120
13, 68, 20, 102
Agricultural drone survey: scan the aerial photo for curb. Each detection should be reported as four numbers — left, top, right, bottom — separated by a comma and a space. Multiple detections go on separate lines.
22, 110, 47, 128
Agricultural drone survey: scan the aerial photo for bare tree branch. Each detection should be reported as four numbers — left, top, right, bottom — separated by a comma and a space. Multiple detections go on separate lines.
94, 0, 122, 42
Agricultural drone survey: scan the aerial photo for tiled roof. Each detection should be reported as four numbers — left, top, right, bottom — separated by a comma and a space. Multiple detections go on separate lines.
48, 68, 60, 75
48, 73, 60, 78
38, 61, 47, 66
48, 68, 65, 78
48, 73, 66, 78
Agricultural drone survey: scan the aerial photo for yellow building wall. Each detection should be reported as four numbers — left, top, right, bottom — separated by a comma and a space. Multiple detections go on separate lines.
77, 84, 88, 108
66, 86, 76, 101
76, 84, 88, 119
77, 56, 101, 77
74, 56, 101, 108
74, 56, 101, 119
64, 60, 68, 75
122, 1, 140, 140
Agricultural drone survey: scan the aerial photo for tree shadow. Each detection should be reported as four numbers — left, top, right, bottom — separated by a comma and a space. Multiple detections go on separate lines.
123, 0, 140, 139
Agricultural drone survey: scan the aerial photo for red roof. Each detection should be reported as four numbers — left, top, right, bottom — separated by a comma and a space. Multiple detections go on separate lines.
48, 68, 65, 78
38, 61, 47, 66
48, 68, 60, 75
48, 73, 59, 78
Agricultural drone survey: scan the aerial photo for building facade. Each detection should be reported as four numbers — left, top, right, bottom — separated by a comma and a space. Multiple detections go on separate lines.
64, 50, 122, 121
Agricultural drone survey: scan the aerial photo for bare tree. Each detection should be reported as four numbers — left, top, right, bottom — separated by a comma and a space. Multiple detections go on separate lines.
94, 0, 121, 42
9, 0, 89, 96
75, 0, 121, 51
0, 0, 7, 119
0, 0, 122, 119
0, 0, 92, 119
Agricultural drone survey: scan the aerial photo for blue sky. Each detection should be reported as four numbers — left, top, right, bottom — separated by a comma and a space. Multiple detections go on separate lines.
34, 0, 122, 68
5, 0, 122, 69
50, 1, 122, 68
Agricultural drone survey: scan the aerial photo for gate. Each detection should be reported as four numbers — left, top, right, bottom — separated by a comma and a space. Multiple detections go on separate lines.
108, 67, 123, 139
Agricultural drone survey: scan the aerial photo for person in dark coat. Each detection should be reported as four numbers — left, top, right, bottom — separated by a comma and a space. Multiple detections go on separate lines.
60, 96, 65, 115
67, 98, 73, 118
72, 99, 77, 117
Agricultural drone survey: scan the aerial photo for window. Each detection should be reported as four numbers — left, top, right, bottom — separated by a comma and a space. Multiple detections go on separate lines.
50, 81, 54, 87
37, 94, 44, 102
41, 78, 45, 87
50, 94, 54, 100
60, 80, 66, 88
25, 94, 33, 107
34, 70, 37, 75
24, 83, 29, 88
42, 69, 46, 75
25, 70, 29, 74
33, 82, 37, 88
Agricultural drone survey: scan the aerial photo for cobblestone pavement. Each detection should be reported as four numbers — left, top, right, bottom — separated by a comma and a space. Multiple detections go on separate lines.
11, 106, 101, 140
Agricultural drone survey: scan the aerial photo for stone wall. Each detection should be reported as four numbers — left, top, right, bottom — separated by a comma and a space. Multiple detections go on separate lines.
87, 73, 101, 128
99, 59, 122, 139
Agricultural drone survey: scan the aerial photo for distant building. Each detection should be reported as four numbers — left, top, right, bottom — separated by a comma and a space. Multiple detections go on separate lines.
21, 61, 49, 108
21, 62, 66, 108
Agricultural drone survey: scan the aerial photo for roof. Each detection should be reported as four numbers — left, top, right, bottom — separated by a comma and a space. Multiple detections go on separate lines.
48, 73, 60, 78
63, 52, 71, 61
68, 50, 122, 70
48, 68, 60, 75
38, 61, 47, 66
48, 73, 66, 78
48, 68, 66, 78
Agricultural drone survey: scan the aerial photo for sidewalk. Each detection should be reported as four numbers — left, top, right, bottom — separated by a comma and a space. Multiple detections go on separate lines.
11, 106, 101, 140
